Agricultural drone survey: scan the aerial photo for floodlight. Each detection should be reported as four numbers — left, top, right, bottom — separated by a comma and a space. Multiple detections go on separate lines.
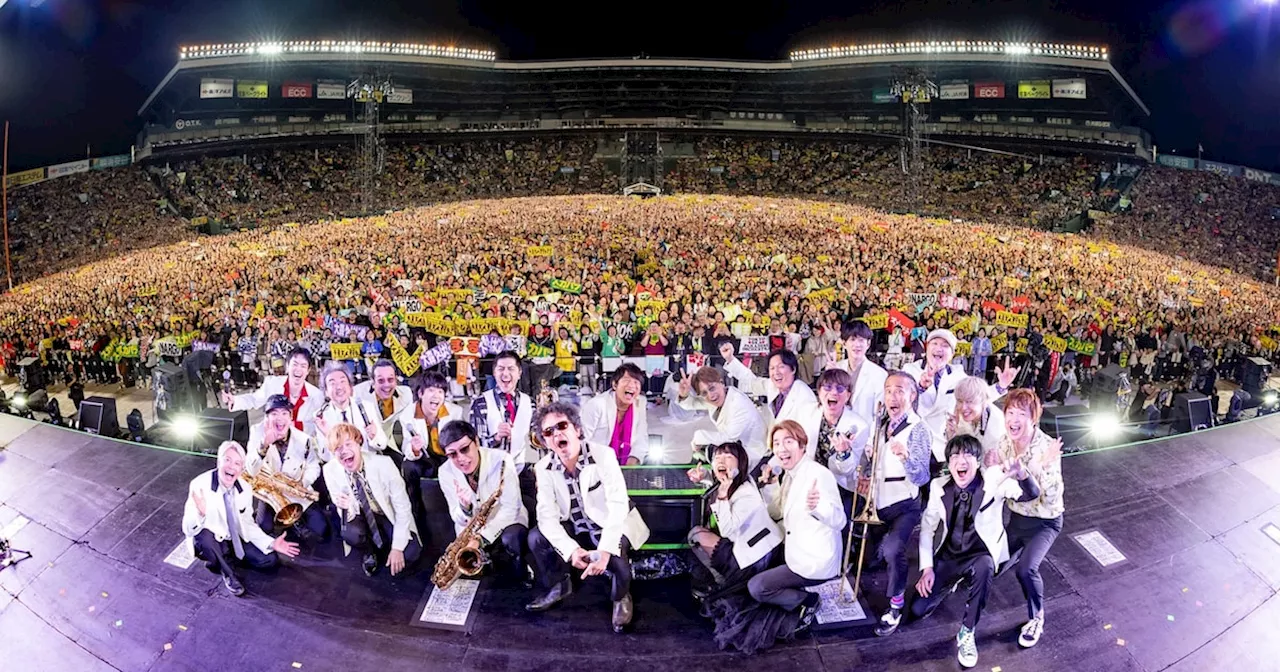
171, 414, 200, 439
1090, 413, 1122, 440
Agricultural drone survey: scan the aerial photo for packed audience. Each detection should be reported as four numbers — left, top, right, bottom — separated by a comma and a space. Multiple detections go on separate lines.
0, 195, 1272, 414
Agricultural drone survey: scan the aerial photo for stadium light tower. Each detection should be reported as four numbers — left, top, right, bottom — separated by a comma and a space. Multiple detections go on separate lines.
346, 73, 395, 214
890, 67, 939, 214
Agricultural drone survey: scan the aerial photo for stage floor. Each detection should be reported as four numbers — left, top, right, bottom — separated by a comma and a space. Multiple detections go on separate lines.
2, 414, 1280, 671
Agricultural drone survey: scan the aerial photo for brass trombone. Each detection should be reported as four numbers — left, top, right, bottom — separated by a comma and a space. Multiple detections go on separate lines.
841, 402, 886, 604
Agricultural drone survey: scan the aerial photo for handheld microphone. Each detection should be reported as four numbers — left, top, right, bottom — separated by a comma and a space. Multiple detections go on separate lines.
770, 465, 783, 477
728, 467, 739, 479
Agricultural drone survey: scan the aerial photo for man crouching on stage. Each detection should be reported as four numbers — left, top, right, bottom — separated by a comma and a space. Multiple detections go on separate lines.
182, 441, 300, 596
526, 401, 650, 633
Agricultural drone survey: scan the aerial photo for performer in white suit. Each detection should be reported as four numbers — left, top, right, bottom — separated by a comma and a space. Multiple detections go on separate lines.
526, 402, 650, 634
687, 440, 783, 592
721, 343, 819, 431
910, 434, 1040, 669
749, 420, 845, 631
353, 359, 413, 450
224, 347, 321, 433
438, 421, 530, 582
580, 363, 650, 465
243, 394, 326, 540
676, 366, 767, 468
829, 321, 889, 429
314, 361, 387, 460
796, 368, 869, 516
322, 423, 422, 578
394, 371, 463, 536
469, 352, 537, 515
182, 441, 299, 597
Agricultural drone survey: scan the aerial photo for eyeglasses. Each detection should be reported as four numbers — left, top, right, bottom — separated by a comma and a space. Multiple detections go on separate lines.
820, 384, 849, 394
446, 441, 474, 460
540, 420, 572, 438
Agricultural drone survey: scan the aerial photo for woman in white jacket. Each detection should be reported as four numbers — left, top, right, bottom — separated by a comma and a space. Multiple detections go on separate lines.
688, 441, 783, 594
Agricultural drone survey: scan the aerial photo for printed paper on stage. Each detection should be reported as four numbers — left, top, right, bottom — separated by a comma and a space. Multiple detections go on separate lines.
805, 577, 867, 624
420, 578, 480, 626
164, 537, 197, 570
1073, 530, 1126, 567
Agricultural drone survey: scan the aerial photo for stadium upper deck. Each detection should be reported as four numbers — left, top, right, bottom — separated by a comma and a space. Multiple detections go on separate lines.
135, 40, 1151, 158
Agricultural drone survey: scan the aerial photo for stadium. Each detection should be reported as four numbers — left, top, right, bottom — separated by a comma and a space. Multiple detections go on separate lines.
1, 26, 1279, 672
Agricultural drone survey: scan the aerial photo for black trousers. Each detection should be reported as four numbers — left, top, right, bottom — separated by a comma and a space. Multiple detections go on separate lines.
489, 523, 530, 580
341, 511, 423, 569
855, 496, 921, 601
1007, 513, 1063, 620
528, 522, 633, 602
910, 553, 996, 630
518, 468, 538, 528
193, 528, 278, 578
400, 456, 438, 540
254, 500, 329, 541
747, 563, 827, 611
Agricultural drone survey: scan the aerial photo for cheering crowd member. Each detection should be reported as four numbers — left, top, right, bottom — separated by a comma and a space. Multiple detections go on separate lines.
721, 344, 819, 432
750, 421, 845, 631
857, 371, 934, 637
911, 435, 1041, 669
314, 361, 387, 460
244, 394, 327, 541
437, 421, 530, 584
354, 359, 413, 449
677, 366, 768, 468
226, 347, 321, 432
830, 320, 888, 428
580, 363, 650, 465
323, 423, 422, 578
182, 441, 300, 596
993, 389, 1066, 649
470, 351, 537, 515
946, 376, 1008, 458
526, 402, 650, 633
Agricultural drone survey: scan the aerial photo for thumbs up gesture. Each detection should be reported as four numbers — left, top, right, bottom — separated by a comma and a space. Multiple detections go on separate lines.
806, 480, 820, 511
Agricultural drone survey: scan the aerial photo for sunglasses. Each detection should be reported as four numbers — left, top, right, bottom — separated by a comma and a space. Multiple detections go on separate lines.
446, 442, 474, 459
820, 384, 849, 394
540, 420, 573, 438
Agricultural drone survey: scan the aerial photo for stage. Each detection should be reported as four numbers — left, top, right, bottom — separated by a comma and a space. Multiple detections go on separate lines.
2, 414, 1280, 672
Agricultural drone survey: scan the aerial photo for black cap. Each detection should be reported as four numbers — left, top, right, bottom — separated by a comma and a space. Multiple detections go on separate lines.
265, 394, 292, 415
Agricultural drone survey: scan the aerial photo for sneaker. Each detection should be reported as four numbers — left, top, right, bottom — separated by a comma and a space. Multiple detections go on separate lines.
1019, 614, 1044, 648
874, 606, 902, 637
361, 553, 379, 577
222, 573, 245, 597
956, 626, 978, 668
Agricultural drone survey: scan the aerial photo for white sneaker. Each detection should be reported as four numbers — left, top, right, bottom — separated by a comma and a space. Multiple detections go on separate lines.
1019, 614, 1044, 648
956, 626, 978, 668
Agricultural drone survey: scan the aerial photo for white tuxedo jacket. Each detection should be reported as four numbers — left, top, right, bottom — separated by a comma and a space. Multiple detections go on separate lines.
534, 441, 651, 559
231, 375, 323, 434
920, 467, 1040, 570
794, 405, 868, 492
765, 458, 846, 580
470, 388, 535, 471
677, 387, 768, 467
724, 357, 819, 426
314, 397, 388, 457
353, 382, 414, 448
438, 446, 528, 544
580, 391, 651, 464
244, 423, 320, 488
831, 358, 889, 430
182, 470, 277, 555
392, 401, 463, 461
322, 452, 418, 552
709, 481, 783, 568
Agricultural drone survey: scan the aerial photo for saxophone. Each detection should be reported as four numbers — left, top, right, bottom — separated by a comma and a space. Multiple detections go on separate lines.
432, 470, 505, 589
241, 469, 320, 527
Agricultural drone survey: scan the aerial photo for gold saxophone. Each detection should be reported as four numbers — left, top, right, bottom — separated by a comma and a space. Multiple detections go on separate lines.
432, 471, 505, 590
241, 469, 319, 527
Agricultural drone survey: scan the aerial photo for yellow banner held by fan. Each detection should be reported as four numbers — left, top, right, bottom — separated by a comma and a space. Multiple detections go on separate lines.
1044, 335, 1068, 353
388, 338, 423, 376
990, 333, 1009, 353
526, 245, 554, 257
995, 311, 1029, 329
859, 313, 889, 330
330, 343, 362, 361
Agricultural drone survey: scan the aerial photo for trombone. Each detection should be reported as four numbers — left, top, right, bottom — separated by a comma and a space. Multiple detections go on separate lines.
841, 401, 886, 604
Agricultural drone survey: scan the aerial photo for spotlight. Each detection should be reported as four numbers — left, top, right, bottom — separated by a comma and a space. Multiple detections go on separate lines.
1090, 413, 1123, 441
647, 440, 667, 465
11, 395, 26, 410
171, 414, 200, 440
1265, 391, 1278, 406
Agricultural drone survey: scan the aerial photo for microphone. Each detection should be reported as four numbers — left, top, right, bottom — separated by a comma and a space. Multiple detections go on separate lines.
770, 465, 783, 477
728, 467, 739, 479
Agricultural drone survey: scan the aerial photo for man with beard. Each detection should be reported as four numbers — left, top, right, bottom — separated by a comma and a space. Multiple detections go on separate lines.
526, 402, 650, 633
225, 347, 321, 433
354, 359, 413, 451
470, 351, 537, 517
323, 423, 422, 578
910, 434, 1039, 669
580, 363, 650, 465
182, 441, 300, 596
244, 395, 327, 541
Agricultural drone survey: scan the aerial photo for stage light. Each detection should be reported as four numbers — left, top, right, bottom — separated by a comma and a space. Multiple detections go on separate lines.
1264, 391, 1278, 406
647, 441, 667, 464
1090, 413, 1122, 440
171, 414, 200, 439
11, 395, 26, 410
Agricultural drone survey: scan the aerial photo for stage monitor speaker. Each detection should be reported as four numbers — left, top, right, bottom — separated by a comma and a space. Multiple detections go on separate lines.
78, 396, 120, 437
1172, 392, 1214, 433
1242, 357, 1272, 394
1089, 363, 1125, 413
152, 362, 189, 419
191, 408, 250, 455
1039, 404, 1093, 448
17, 356, 46, 393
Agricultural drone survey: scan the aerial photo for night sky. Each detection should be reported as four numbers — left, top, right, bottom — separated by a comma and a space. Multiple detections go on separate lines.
1, 0, 1278, 171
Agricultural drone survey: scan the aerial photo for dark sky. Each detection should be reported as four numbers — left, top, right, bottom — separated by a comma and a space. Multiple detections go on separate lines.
1, 0, 1279, 171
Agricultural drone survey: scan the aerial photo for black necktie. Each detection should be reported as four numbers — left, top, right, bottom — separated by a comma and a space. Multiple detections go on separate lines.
342, 409, 349, 423
951, 490, 972, 549
351, 471, 384, 548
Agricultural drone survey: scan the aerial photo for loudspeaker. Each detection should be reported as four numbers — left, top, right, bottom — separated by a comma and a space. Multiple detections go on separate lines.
1172, 392, 1214, 432
152, 363, 189, 419
1039, 404, 1092, 447
1090, 363, 1124, 412
191, 408, 250, 454
78, 396, 120, 437
1242, 357, 1272, 394
17, 356, 45, 393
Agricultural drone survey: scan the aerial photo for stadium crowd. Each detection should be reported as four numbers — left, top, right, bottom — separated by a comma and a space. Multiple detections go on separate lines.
0, 194, 1272, 418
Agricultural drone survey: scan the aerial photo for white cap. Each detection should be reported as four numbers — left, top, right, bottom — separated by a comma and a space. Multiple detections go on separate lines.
926, 328, 958, 350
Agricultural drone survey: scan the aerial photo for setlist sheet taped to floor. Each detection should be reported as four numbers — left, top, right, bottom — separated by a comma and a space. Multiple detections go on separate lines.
805, 577, 868, 626
413, 578, 481, 633
1072, 529, 1127, 567
163, 537, 196, 570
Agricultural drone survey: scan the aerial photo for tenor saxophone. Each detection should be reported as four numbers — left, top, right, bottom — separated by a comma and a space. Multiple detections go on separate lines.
432, 470, 506, 589
241, 468, 320, 527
